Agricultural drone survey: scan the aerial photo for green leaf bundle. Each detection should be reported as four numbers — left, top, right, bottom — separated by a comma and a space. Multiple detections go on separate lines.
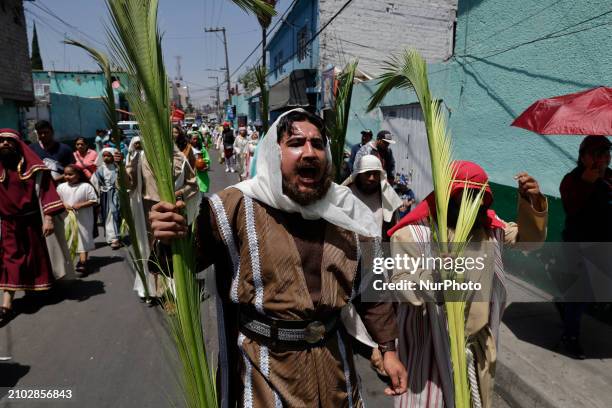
329, 61, 358, 183
64, 210, 79, 261
369, 49, 486, 408
104, 1, 275, 407
254, 65, 269, 133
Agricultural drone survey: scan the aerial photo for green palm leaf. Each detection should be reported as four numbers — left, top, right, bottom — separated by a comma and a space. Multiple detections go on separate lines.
233, 0, 276, 17
104, 1, 273, 406
329, 61, 358, 182
369, 49, 487, 407
64, 210, 79, 261
254, 65, 269, 133
65, 38, 149, 299
105, 1, 214, 407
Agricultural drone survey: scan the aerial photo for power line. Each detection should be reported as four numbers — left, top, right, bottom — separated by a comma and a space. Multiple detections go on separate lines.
30, 0, 106, 47
25, 9, 66, 38
229, 0, 300, 80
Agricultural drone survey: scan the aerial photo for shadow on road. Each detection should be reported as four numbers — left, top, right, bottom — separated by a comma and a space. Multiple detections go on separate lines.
86, 255, 123, 274
503, 302, 612, 359
0, 362, 30, 390
11, 279, 106, 316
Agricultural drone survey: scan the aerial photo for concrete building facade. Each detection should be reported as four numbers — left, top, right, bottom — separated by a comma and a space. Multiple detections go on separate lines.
0, 0, 34, 130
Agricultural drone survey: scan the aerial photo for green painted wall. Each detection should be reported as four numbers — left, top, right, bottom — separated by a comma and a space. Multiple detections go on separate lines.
0, 100, 20, 129
32, 71, 130, 141
347, 0, 610, 243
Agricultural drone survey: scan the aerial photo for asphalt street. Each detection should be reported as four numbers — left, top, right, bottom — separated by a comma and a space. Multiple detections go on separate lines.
0, 149, 511, 407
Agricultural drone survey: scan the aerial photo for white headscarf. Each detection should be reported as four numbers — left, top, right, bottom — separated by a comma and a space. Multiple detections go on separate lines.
127, 136, 142, 165
233, 108, 380, 237
95, 147, 118, 192
342, 154, 403, 222
128, 136, 141, 154
97, 147, 118, 167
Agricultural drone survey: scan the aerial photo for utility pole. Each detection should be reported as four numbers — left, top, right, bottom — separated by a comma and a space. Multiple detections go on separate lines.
204, 27, 231, 106
175, 55, 183, 81
208, 76, 221, 121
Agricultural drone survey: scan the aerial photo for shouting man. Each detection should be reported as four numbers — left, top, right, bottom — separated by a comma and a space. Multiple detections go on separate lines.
150, 109, 407, 407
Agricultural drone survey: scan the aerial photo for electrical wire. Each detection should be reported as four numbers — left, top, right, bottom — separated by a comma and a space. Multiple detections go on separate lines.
30, 0, 106, 47
229, 0, 301, 79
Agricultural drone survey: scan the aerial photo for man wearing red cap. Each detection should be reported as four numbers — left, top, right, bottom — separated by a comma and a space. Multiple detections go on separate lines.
389, 161, 547, 408
0, 129, 65, 322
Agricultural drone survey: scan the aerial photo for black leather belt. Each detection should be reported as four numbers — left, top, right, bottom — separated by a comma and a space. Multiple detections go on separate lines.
239, 306, 339, 351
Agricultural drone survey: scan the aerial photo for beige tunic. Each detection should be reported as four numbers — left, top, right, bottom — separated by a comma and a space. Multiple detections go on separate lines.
390, 195, 547, 408
196, 188, 398, 408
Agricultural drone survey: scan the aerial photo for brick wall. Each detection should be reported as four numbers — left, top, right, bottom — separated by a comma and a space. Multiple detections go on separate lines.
318, 0, 457, 76
0, 0, 34, 102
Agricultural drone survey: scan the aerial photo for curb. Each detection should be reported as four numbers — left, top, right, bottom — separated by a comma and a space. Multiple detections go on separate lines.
495, 359, 558, 408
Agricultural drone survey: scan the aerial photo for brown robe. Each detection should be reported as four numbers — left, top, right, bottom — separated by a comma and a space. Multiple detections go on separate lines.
196, 187, 398, 408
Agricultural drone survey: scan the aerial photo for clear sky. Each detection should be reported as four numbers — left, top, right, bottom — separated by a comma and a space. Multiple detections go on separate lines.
24, 0, 293, 106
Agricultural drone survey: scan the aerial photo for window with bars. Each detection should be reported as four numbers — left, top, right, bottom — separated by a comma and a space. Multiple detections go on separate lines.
33, 80, 50, 101
274, 50, 284, 75
297, 25, 310, 62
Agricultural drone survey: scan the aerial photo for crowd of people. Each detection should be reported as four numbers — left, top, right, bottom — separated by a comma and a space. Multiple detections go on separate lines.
0, 108, 609, 407
0, 118, 219, 314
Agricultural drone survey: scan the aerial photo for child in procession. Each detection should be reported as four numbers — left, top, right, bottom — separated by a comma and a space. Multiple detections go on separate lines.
56, 165, 98, 276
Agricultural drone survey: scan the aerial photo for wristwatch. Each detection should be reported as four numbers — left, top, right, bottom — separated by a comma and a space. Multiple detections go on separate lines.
378, 341, 396, 355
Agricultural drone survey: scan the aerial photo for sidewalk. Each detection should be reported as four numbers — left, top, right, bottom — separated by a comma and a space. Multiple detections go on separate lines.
496, 277, 612, 408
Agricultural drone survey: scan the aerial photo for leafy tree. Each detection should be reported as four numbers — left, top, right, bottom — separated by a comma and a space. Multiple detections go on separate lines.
31, 22, 43, 70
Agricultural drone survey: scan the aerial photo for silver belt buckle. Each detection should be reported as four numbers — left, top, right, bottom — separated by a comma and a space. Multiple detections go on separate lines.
304, 321, 326, 344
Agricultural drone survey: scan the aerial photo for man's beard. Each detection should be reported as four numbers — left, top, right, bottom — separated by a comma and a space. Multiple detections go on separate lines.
283, 166, 333, 206
0, 149, 20, 169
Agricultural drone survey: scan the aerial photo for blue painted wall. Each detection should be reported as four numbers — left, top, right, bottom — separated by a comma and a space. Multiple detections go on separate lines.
267, 0, 319, 86
0, 100, 20, 129
231, 93, 250, 127
348, 0, 611, 198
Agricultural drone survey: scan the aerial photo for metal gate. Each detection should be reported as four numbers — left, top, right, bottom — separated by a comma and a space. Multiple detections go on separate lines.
381, 104, 432, 203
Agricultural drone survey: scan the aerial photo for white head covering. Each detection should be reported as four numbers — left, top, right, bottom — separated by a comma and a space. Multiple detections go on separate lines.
127, 136, 142, 165
97, 147, 118, 167
342, 154, 403, 222
128, 136, 141, 153
233, 108, 380, 237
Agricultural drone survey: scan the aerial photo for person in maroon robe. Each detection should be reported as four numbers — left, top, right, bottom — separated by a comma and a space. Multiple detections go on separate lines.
0, 128, 65, 322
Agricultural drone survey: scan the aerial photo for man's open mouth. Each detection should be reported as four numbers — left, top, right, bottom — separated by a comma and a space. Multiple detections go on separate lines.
297, 166, 319, 182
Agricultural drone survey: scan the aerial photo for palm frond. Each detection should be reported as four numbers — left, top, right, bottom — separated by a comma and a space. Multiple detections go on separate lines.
232, 0, 276, 17
254, 65, 269, 133
65, 38, 149, 298
105, 1, 215, 406
452, 184, 487, 249
328, 61, 358, 182
370, 49, 488, 407
64, 210, 79, 261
